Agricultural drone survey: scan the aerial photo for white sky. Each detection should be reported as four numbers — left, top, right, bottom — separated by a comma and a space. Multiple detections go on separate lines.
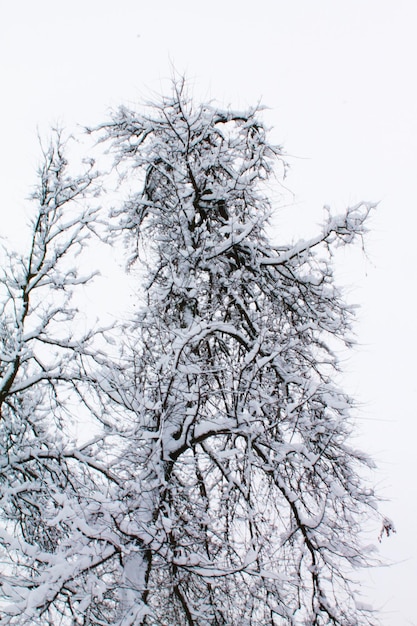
1, 2, 416, 623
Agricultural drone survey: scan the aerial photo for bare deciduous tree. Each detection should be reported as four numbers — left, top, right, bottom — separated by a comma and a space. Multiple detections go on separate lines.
0, 136, 120, 624
0, 84, 389, 625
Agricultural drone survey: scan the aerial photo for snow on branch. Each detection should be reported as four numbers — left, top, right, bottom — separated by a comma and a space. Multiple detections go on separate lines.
261, 202, 376, 267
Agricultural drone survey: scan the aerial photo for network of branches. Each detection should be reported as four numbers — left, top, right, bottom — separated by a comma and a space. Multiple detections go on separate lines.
0, 80, 388, 625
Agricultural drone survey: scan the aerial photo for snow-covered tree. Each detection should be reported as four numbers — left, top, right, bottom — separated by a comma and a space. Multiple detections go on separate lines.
0, 83, 388, 625
93, 82, 384, 625
0, 135, 122, 625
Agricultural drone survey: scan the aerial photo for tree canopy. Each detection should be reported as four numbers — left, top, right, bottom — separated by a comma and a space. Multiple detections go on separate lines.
0, 82, 388, 625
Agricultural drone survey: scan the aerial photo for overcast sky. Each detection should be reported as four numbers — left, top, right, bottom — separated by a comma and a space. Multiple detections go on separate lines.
1, 2, 416, 623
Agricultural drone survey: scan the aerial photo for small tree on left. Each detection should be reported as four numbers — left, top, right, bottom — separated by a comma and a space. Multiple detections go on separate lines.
0, 135, 117, 624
